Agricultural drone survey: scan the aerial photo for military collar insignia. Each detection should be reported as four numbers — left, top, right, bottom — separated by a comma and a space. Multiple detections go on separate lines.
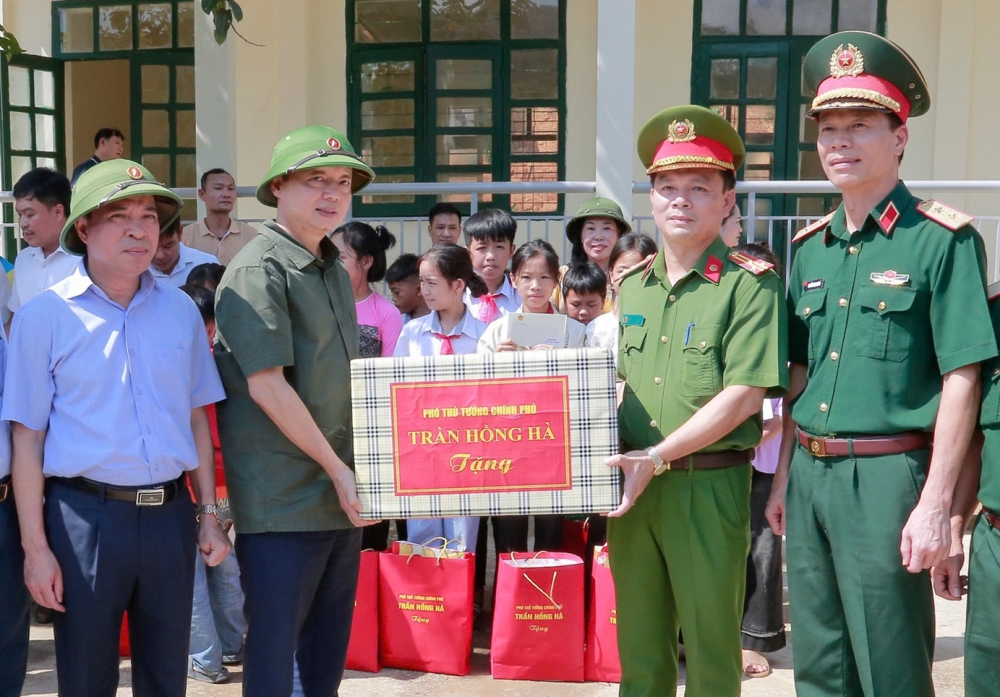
830, 43, 865, 78
878, 201, 901, 235
870, 270, 910, 286
916, 199, 975, 231
792, 212, 835, 244
728, 251, 774, 276
667, 119, 697, 144
988, 280, 1000, 301
703, 255, 723, 284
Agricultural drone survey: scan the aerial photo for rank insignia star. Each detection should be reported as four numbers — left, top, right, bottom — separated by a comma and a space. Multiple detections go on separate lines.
829, 43, 865, 78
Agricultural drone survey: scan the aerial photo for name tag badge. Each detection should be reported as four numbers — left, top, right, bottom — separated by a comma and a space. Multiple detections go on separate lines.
803, 278, 825, 291
870, 270, 910, 287
621, 314, 645, 327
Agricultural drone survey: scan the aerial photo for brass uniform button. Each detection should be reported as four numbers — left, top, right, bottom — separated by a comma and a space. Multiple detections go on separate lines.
650, 420, 658, 428
668, 294, 676, 302
660, 336, 668, 343
819, 403, 828, 412
699, 341, 707, 348
803, 307, 811, 316
878, 301, 886, 310
849, 246, 858, 255
993, 367, 1000, 376
839, 298, 847, 307
830, 351, 839, 361
654, 377, 662, 385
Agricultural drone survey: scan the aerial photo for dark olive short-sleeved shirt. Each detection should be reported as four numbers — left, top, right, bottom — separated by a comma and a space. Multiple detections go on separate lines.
617, 236, 789, 453
787, 182, 996, 437
214, 222, 360, 533
978, 296, 1000, 511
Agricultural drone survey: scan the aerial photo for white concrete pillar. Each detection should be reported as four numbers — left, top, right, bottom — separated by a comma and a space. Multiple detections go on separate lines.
595, 0, 636, 218
194, 8, 237, 218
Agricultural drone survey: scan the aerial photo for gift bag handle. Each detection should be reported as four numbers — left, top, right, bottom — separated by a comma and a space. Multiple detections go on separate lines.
404, 537, 465, 566
522, 570, 563, 611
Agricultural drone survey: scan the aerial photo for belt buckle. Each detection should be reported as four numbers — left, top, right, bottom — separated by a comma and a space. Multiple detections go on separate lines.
135, 489, 165, 506
806, 436, 829, 457
0, 483, 8, 503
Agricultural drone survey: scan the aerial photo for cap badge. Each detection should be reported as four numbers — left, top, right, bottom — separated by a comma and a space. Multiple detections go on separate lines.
829, 43, 865, 78
127, 166, 143, 180
327, 137, 341, 151
667, 119, 697, 144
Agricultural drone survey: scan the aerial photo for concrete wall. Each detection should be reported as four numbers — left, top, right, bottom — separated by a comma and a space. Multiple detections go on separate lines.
64, 60, 130, 169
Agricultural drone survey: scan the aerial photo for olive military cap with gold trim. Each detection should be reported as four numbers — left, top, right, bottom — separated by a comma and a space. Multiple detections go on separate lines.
256, 125, 375, 207
61, 159, 183, 256
637, 104, 745, 176
565, 197, 632, 245
804, 31, 929, 121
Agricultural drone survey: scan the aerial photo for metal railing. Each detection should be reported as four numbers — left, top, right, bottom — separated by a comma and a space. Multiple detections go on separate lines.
4, 179, 1000, 281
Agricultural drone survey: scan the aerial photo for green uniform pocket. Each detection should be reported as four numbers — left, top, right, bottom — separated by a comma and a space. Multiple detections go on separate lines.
855, 286, 917, 361
680, 325, 723, 397
794, 288, 828, 360
620, 325, 647, 380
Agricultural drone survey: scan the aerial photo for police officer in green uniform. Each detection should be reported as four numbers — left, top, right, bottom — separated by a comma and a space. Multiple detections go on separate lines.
606, 104, 788, 697
933, 281, 1000, 697
765, 32, 997, 697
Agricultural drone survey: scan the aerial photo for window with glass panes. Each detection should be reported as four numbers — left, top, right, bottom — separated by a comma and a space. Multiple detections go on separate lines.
693, 0, 886, 243
348, 0, 565, 217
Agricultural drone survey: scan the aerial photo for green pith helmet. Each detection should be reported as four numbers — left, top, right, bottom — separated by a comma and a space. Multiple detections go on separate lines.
803, 31, 929, 121
638, 104, 745, 175
565, 197, 632, 245
256, 125, 375, 207
61, 159, 182, 256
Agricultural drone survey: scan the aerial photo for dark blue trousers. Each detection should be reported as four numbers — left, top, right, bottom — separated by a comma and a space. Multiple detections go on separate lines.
45, 480, 196, 697
237, 528, 361, 697
0, 488, 29, 697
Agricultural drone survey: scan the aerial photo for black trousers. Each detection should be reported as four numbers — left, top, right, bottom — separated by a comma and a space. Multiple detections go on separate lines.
46, 479, 196, 697
474, 515, 566, 591
0, 489, 29, 697
360, 519, 406, 552
742, 469, 787, 652
237, 528, 361, 697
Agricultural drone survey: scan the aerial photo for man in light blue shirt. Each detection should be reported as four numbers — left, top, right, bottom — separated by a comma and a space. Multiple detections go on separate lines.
0, 327, 29, 697
3, 159, 230, 697
151, 216, 220, 289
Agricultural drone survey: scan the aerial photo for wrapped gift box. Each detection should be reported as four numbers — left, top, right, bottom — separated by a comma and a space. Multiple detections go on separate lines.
351, 348, 620, 519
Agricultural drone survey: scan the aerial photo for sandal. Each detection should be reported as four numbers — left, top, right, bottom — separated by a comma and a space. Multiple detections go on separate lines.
742, 649, 772, 678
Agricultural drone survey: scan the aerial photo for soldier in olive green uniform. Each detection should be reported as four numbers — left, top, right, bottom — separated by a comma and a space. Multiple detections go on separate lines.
606, 105, 788, 697
766, 32, 996, 697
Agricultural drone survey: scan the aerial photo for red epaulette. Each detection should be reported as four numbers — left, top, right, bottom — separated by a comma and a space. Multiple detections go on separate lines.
916, 200, 975, 231
792, 212, 835, 244
728, 251, 774, 276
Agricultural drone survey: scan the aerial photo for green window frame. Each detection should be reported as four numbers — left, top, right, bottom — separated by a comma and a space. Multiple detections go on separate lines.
692, 0, 888, 242
346, 0, 567, 218
52, 0, 195, 60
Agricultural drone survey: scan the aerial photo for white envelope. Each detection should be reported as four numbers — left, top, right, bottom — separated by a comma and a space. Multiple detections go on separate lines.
505, 312, 567, 349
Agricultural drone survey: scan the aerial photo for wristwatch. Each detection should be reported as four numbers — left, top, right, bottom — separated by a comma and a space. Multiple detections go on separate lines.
196, 504, 220, 523
646, 446, 669, 476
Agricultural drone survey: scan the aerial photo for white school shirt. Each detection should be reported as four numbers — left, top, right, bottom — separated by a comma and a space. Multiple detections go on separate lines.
149, 244, 220, 289
394, 309, 487, 357
8, 246, 79, 313
464, 275, 521, 324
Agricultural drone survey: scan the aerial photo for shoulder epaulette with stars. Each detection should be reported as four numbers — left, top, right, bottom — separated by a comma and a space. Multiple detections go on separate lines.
792, 212, 835, 244
728, 251, 774, 276
916, 200, 976, 231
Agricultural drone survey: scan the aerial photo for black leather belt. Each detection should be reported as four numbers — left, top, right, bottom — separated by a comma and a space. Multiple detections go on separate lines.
623, 445, 753, 471
0, 475, 9, 504
49, 475, 186, 506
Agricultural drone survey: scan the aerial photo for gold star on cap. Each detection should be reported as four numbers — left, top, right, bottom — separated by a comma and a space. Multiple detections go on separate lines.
829, 43, 865, 78
667, 119, 697, 144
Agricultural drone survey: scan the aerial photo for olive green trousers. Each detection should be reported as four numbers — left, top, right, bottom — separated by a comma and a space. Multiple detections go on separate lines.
785, 444, 934, 697
608, 463, 750, 697
966, 512, 1000, 697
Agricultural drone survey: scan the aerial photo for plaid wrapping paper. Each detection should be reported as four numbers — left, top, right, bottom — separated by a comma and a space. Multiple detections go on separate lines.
351, 348, 621, 519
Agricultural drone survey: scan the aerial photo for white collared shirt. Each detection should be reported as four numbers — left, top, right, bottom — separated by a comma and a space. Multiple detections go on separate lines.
394, 309, 487, 357
150, 244, 220, 288
464, 275, 521, 324
8, 246, 79, 313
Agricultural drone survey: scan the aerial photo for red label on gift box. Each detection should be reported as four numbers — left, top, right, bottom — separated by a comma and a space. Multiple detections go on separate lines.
390, 376, 572, 495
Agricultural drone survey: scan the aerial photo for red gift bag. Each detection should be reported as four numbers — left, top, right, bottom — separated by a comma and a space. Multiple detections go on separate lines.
561, 518, 589, 560
378, 540, 474, 676
345, 550, 380, 673
585, 545, 621, 682
491, 551, 585, 682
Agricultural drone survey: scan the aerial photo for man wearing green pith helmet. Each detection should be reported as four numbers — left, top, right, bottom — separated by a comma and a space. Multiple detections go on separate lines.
213, 125, 379, 696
